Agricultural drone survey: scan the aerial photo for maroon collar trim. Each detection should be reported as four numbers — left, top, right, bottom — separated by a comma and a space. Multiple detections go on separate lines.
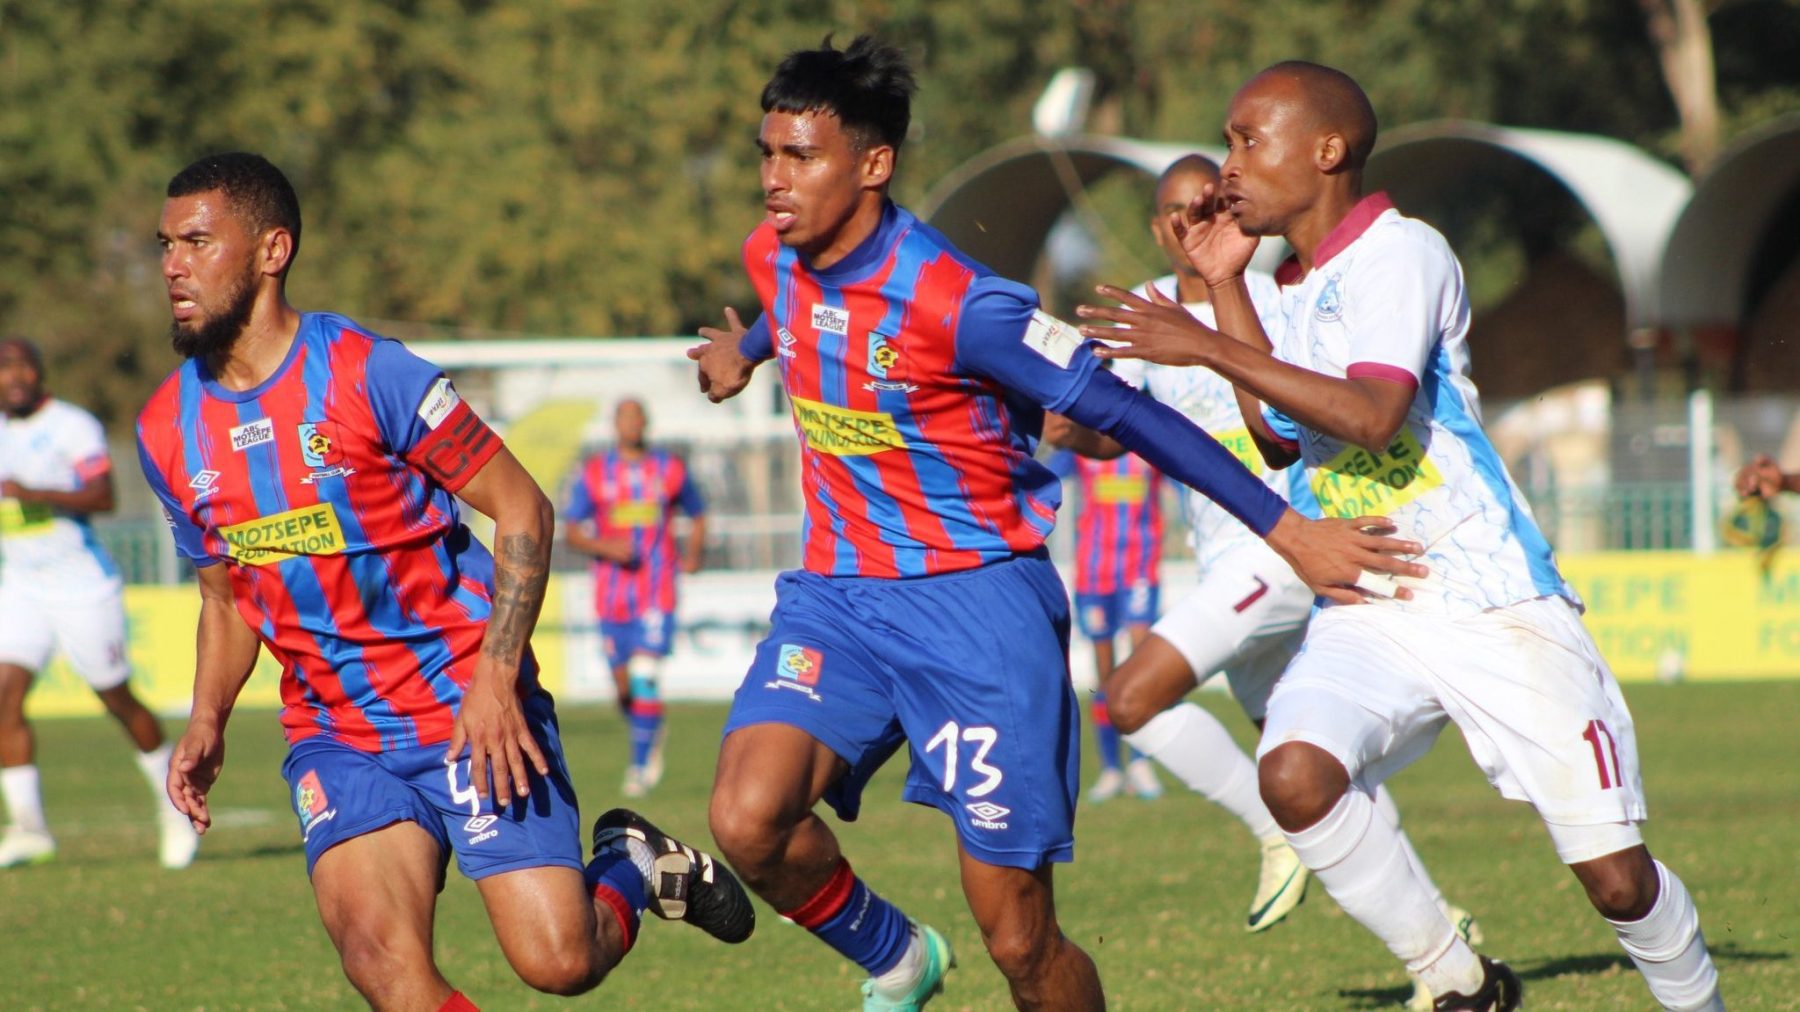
1274, 191, 1396, 286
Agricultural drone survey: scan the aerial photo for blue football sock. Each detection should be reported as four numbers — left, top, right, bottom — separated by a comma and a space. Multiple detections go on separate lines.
782, 859, 912, 976
587, 847, 647, 950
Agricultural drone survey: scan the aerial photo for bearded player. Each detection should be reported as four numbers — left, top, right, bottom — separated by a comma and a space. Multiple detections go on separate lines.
689, 37, 1425, 1011
136, 152, 751, 1010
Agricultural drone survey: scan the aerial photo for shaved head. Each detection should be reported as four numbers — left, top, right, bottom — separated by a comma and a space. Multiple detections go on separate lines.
1156, 153, 1221, 191
1251, 61, 1377, 172
1150, 154, 1225, 282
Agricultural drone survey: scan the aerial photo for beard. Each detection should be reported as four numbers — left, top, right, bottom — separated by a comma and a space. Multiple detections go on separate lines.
170, 265, 258, 360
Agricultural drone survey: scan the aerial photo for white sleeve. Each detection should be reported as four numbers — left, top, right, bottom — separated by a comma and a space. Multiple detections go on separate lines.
1244, 270, 1287, 343
1340, 232, 1454, 387
59, 407, 113, 479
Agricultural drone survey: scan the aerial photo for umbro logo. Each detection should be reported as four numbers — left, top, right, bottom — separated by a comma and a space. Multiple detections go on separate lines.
464, 814, 499, 844
189, 469, 221, 502
965, 801, 1011, 830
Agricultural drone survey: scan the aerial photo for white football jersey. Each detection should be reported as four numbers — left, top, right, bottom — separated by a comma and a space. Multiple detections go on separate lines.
1263, 195, 1575, 615
0, 398, 123, 600
1112, 271, 1302, 570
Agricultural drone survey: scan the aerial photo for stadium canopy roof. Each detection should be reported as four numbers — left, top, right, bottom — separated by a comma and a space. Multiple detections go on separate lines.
922, 123, 1692, 332
918, 135, 1291, 280
1366, 121, 1692, 330
1659, 114, 1800, 330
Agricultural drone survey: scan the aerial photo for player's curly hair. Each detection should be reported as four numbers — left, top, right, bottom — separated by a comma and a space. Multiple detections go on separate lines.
761, 34, 916, 153
166, 152, 302, 276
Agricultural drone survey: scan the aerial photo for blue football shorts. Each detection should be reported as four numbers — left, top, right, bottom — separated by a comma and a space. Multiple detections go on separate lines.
1074, 580, 1160, 640
601, 610, 677, 668
722, 551, 1080, 870
280, 689, 584, 881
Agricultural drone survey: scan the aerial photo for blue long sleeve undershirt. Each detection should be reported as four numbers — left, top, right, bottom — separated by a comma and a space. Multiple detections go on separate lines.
1061, 367, 1287, 538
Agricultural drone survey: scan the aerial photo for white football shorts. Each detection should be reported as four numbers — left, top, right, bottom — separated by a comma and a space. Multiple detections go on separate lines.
0, 581, 131, 690
1152, 540, 1313, 721
1258, 595, 1647, 861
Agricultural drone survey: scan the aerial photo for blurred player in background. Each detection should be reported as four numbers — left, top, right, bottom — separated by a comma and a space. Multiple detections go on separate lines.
137, 152, 751, 1009
0, 337, 199, 870
1084, 63, 1721, 1012
1044, 446, 1163, 802
690, 36, 1424, 1012
1056, 156, 1481, 1006
563, 398, 707, 797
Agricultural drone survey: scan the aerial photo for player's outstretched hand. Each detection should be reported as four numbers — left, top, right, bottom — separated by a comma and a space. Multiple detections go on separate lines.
447, 664, 550, 809
1735, 454, 1785, 500
1170, 183, 1260, 287
168, 719, 226, 834
1263, 511, 1428, 605
691, 307, 757, 403
1079, 283, 1217, 367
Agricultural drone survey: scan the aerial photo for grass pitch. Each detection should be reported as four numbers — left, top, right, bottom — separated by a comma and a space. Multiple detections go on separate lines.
2, 681, 1795, 1010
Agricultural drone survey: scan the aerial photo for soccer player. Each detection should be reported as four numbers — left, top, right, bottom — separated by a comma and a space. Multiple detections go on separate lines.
563, 398, 707, 797
1059, 156, 1483, 1004
1081, 63, 1722, 1011
0, 337, 199, 870
1043, 446, 1164, 802
136, 152, 752, 1009
688, 38, 1425, 1011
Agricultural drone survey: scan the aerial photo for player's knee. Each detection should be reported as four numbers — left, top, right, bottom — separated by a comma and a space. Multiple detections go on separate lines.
1574, 850, 1660, 921
1258, 743, 1348, 831
513, 943, 604, 996
336, 930, 430, 1003
707, 785, 792, 877
1104, 675, 1157, 734
980, 922, 1059, 984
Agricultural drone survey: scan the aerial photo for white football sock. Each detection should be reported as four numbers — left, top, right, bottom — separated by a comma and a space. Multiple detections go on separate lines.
871, 924, 926, 997
1607, 861, 1723, 1011
1373, 783, 1448, 910
1125, 702, 1279, 840
135, 744, 178, 812
1286, 788, 1483, 997
0, 764, 49, 835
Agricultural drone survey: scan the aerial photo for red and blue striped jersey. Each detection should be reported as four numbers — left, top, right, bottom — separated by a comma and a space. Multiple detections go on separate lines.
742, 202, 1101, 578
563, 448, 704, 621
1049, 450, 1164, 595
135, 313, 512, 752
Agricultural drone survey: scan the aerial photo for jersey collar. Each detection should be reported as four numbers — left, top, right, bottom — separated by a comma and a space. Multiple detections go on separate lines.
196, 315, 312, 403
806, 200, 907, 285
1274, 191, 1395, 286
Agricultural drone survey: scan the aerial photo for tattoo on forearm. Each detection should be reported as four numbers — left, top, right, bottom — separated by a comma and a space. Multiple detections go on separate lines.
483, 532, 549, 662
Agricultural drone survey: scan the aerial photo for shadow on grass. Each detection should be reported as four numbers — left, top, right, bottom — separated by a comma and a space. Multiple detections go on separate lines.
1339, 942, 1788, 1006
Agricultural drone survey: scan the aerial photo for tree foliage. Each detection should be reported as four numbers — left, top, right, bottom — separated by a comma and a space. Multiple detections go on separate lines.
0, 0, 1793, 427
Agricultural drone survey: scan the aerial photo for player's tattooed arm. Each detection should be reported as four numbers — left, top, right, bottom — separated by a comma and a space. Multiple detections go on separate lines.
483, 531, 548, 664
448, 445, 556, 806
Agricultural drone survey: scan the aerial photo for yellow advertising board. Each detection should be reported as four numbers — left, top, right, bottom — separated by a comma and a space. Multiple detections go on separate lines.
1560, 550, 1800, 681
19, 550, 1800, 719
